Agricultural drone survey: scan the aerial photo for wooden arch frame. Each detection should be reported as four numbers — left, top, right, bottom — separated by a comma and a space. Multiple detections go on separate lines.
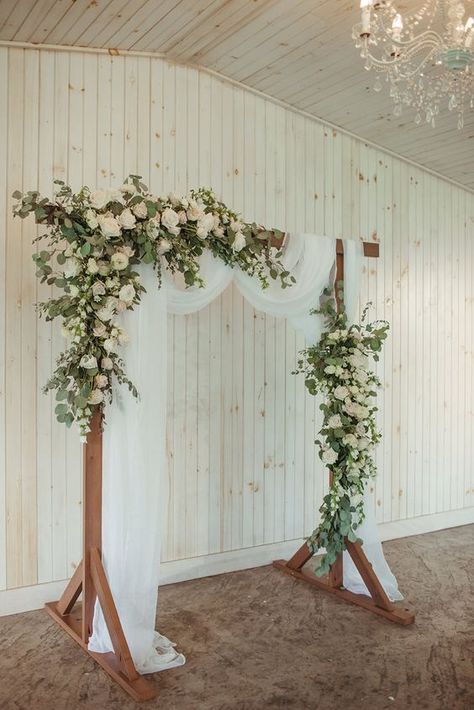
45, 238, 414, 702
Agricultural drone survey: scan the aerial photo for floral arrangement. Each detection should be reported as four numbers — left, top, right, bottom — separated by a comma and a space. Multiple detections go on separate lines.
13, 175, 293, 440
295, 289, 389, 576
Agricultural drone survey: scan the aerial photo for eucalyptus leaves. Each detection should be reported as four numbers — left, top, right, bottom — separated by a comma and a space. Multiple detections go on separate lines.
295, 291, 389, 577
13, 176, 292, 440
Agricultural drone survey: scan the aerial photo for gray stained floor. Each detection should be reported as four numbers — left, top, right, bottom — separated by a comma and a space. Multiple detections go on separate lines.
1, 525, 473, 710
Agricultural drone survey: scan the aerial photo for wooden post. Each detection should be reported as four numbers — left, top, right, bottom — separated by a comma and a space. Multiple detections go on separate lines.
45, 409, 158, 701
82, 409, 102, 643
274, 238, 415, 626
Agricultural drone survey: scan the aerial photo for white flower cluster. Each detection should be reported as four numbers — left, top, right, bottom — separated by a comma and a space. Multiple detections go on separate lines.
319, 327, 378, 511
295, 298, 388, 575
14, 176, 289, 441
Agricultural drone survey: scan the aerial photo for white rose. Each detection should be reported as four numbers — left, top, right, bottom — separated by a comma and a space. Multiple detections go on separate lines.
119, 284, 135, 304
117, 328, 130, 346
324, 365, 336, 375
116, 300, 127, 313
334, 385, 349, 400
186, 205, 204, 221
88, 389, 104, 405
132, 201, 148, 219
96, 306, 114, 322
213, 226, 225, 238
97, 260, 110, 276
64, 257, 81, 279
110, 251, 129, 271
120, 184, 136, 196
197, 213, 215, 237
161, 207, 180, 231
69, 285, 79, 298
327, 414, 342, 429
357, 438, 369, 450
118, 208, 136, 230
95, 374, 108, 389
230, 220, 243, 233
328, 330, 340, 341
93, 322, 107, 337
97, 214, 121, 238
87, 258, 99, 275
84, 209, 98, 230
101, 357, 113, 370
322, 448, 338, 465
177, 210, 187, 224
356, 422, 366, 436
168, 192, 181, 207
91, 280, 106, 298
351, 493, 363, 507
232, 232, 246, 252
349, 353, 367, 368
119, 245, 134, 258
342, 433, 358, 448
103, 338, 118, 353
158, 238, 171, 255
90, 190, 109, 210
80, 355, 98, 370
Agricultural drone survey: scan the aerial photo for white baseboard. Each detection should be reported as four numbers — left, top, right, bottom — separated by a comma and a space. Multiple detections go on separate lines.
1, 507, 473, 617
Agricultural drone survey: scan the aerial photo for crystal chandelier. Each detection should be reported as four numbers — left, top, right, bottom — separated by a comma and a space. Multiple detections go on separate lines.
353, 1, 474, 128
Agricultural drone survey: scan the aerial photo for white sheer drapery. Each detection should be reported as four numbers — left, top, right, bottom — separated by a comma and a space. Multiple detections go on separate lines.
89, 234, 401, 673
88, 265, 186, 673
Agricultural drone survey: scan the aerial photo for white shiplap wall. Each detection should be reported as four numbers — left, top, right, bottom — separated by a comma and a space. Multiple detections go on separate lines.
1, 45, 473, 602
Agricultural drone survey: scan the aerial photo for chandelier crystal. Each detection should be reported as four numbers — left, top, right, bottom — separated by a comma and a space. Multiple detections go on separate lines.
353, 0, 474, 128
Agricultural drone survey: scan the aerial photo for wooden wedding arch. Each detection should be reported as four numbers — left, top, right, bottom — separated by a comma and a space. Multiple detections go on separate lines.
45, 238, 415, 702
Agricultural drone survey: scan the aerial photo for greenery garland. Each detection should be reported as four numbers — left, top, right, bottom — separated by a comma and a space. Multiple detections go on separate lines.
13, 175, 293, 440
295, 289, 389, 576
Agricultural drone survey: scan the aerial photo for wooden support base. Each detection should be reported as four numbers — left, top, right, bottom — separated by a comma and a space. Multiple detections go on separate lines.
273, 560, 414, 625
273, 538, 415, 626
45, 601, 158, 702
45, 411, 158, 702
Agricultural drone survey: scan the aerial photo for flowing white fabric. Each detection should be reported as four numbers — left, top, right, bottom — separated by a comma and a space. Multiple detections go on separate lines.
90, 234, 400, 672
341, 239, 402, 601
88, 265, 186, 673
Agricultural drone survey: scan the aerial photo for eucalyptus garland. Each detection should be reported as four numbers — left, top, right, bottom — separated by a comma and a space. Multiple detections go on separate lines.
295, 290, 389, 577
13, 175, 293, 440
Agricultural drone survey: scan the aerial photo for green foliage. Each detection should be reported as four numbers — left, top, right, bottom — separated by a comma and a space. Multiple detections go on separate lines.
294, 290, 389, 576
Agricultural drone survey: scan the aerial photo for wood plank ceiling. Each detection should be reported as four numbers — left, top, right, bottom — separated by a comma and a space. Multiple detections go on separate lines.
0, 0, 473, 189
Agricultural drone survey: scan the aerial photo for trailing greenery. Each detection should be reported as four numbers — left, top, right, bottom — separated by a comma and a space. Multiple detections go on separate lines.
13, 175, 293, 440
295, 287, 389, 577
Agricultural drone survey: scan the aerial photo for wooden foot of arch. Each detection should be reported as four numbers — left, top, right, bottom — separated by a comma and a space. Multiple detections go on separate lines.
273, 239, 415, 626
45, 411, 158, 702
273, 538, 414, 625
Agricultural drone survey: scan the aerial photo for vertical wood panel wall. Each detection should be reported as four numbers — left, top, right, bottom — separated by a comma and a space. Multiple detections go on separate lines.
0, 46, 473, 593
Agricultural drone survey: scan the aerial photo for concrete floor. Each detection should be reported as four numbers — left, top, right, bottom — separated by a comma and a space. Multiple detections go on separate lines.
1, 525, 473, 710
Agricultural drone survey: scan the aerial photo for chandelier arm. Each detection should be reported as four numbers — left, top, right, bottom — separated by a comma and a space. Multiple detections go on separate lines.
375, 11, 445, 50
